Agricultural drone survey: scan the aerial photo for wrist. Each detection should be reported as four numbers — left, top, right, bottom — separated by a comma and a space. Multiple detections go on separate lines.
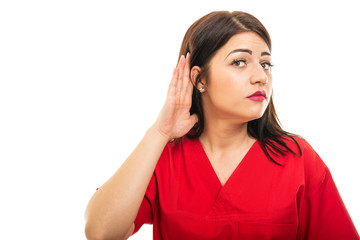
147, 124, 171, 144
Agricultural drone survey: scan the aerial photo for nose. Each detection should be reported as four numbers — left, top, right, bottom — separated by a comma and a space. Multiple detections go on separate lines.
249, 63, 268, 85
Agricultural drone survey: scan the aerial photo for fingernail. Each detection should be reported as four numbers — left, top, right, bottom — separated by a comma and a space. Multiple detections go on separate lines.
186, 52, 189, 58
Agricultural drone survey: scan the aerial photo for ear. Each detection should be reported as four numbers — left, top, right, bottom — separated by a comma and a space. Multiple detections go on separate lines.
190, 66, 206, 91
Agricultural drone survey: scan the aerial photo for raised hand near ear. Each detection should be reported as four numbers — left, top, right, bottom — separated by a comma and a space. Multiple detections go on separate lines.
153, 53, 199, 141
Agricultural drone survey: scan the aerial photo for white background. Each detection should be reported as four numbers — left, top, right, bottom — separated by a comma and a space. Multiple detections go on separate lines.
1, 0, 359, 239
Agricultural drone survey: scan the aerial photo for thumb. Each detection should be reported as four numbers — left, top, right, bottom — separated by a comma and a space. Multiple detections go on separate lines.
189, 114, 199, 127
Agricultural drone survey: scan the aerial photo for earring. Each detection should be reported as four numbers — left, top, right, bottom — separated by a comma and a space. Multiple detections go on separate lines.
199, 87, 205, 93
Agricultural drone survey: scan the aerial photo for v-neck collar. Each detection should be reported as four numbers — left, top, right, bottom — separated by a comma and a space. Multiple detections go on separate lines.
194, 137, 259, 189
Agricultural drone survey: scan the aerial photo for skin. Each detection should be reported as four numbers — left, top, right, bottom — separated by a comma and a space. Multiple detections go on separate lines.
84, 32, 273, 239
84, 55, 196, 240
190, 32, 273, 185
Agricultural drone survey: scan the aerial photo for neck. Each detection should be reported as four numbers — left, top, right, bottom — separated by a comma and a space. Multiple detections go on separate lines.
199, 118, 255, 155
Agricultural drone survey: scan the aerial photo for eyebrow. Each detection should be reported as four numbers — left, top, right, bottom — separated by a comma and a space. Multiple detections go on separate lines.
225, 48, 271, 59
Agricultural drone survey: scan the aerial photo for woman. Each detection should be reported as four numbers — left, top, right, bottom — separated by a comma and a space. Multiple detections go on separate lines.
84, 11, 359, 239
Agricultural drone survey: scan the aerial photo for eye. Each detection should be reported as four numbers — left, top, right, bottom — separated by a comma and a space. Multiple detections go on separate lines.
232, 59, 246, 67
261, 62, 274, 71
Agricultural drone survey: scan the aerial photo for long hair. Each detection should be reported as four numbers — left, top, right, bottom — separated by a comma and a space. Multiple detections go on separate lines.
178, 11, 302, 164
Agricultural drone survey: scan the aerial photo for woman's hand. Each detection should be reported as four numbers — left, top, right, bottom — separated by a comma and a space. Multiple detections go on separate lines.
153, 53, 199, 141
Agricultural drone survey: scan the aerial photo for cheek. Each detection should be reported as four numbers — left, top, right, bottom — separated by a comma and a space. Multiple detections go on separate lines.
209, 71, 246, 99
267, 73, 272, 82
207, 78, 250, 113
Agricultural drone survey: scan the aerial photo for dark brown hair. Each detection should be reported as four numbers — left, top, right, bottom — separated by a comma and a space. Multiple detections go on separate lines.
178, 11, 302, 164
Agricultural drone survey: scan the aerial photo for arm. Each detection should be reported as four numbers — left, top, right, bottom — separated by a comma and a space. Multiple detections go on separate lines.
84, 125, 168, 240
296, 152, 359, 239
84, 53, 198, 240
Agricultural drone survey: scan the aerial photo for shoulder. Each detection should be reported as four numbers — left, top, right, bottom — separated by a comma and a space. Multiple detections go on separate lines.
156, 136, 198, 165
282, 135, 325, 165
269, 135, 328, 178
290, 136, 325, 166
163, 136, 197, 153
284, 136, 329, 191
279, 135, 322, 161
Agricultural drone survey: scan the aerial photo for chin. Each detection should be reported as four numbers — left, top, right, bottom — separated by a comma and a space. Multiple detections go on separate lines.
230, 112, 264, 125
247, 116, 264, 123
244, 107, 266, 120
244, 116, 262, 123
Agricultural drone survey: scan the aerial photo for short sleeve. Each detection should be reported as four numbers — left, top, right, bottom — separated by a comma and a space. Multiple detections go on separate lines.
132, 143, 170, 236
132, 172, 157, 235
297, 165, 359, 239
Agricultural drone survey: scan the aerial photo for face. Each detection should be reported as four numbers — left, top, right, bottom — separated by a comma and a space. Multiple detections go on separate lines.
200, 32, 273, 124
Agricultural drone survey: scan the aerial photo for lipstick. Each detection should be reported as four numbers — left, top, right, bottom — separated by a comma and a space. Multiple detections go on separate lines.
247, 90, 267, 101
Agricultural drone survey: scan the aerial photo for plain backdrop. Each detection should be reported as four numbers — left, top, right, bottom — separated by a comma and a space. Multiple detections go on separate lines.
0, 0, 359, 239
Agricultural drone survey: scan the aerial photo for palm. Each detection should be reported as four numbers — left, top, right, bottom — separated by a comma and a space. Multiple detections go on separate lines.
155, 54, 198, 140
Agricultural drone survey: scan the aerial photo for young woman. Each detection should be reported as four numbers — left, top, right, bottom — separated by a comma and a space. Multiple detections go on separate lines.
84, 11, 359, 239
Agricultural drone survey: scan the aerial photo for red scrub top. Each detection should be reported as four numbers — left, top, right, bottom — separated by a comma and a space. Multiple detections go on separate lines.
132, 136, 359, 239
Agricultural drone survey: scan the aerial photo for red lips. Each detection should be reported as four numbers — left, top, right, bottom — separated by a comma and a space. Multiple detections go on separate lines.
247, 90, 266, 98
246, 90, 267, 102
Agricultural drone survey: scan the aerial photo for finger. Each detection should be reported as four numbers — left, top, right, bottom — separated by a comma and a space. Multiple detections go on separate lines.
183, 56, 194, 106
169, 66, 178, 88
169, 67, 179, 91
183, 78, 194, 106
167, 66, 179, 97
180, 53, 191, 102
176, 55, 186, 93
169, 55, 184, 90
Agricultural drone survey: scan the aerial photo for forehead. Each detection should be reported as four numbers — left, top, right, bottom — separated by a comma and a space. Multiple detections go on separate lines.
218, 32, 270, 57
